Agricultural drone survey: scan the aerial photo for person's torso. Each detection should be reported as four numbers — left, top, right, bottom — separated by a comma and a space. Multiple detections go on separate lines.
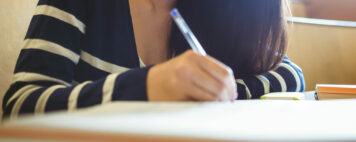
73, 0, 141, 83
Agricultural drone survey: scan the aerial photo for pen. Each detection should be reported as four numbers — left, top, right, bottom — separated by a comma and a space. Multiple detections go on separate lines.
170, 8, 207, 56
170, 8, 238, 100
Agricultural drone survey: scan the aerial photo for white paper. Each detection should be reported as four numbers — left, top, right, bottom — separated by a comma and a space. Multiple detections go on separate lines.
4, 100, 356, 141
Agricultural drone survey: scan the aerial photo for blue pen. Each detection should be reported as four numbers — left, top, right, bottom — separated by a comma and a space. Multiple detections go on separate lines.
170, 8, 207, 56
170, 8, 238, 100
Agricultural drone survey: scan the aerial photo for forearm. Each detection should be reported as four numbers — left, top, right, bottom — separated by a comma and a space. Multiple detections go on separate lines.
236, 57, 305, 99
3, 67, 151, 120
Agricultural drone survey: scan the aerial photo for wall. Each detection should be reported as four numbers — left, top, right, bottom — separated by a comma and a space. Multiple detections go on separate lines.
290, 0, 356, 90
299, 0, 356, 21
291, 1, 307, 17
0, 0, 38, 118
287, 21, 356, 91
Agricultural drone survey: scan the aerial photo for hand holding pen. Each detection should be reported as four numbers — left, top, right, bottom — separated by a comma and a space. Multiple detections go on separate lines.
146, 8, 237, 102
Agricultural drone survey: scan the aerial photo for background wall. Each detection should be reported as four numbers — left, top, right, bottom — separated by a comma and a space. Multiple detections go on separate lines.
287, 22, 356, 91
295, 0, 356, 21
0, 0, 38, 118
290, 1, 356, 90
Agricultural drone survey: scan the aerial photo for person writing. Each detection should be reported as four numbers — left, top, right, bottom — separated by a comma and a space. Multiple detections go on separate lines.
3, 0, 305, 119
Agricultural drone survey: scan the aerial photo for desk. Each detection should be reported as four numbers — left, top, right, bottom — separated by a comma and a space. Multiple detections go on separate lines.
1, 95, 355, 142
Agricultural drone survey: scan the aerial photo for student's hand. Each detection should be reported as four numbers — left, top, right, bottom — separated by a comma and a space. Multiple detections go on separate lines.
147, 50, 237, 102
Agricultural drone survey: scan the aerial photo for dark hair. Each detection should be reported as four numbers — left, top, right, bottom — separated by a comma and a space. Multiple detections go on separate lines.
169, 0, 288, 76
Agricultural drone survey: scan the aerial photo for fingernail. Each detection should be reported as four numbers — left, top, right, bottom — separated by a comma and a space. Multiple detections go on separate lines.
226, 67, 234, 75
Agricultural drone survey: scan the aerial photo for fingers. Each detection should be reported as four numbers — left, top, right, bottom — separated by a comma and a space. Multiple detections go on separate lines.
186, 80, 231, 102
184, 63, 225, 98
183, 82, 217, 102
147, 49, 237, 102
183, 51, 228, 78
184, 50, 237, 100
177, 74, 225, 102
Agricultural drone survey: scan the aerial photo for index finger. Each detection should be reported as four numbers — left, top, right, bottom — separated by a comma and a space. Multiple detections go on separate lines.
194, 53, 235, 82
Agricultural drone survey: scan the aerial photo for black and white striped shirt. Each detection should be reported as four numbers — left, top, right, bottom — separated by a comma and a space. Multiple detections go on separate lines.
3, 0, 305, 119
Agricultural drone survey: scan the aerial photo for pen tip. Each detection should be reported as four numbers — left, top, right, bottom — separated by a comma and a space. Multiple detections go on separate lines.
170, 8, 178, 17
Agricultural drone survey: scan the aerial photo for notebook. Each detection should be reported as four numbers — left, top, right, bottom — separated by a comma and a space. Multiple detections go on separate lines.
316, 84, 356, 100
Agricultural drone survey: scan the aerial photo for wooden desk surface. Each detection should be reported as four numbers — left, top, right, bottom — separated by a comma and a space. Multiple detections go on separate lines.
1, 127, 230, 142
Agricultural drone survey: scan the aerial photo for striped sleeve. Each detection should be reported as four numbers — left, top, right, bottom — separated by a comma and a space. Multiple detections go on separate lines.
236, 57, 305, 99
2, 0, 150, 120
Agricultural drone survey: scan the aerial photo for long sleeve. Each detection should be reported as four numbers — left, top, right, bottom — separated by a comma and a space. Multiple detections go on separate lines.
2, 0, 150, 120
236, 57, 305, 99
